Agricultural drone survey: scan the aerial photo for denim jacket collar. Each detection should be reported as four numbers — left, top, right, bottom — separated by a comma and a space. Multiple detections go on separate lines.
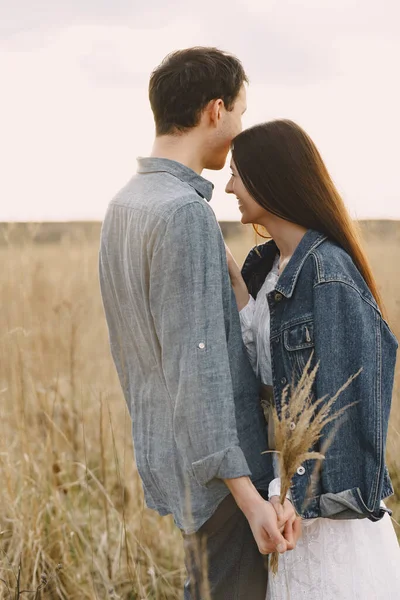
242, 229, 327, 299
275, 230, 327, 298
137, 157, 214, 201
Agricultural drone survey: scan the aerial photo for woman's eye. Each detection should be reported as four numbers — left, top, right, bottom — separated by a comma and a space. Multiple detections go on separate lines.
230, 172, 235, 177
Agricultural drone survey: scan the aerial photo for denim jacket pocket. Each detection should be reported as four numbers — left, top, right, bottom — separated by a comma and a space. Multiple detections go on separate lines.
284, 320, 315, 379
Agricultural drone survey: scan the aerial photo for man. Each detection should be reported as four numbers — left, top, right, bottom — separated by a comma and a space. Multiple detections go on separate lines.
99, 47, 297, 599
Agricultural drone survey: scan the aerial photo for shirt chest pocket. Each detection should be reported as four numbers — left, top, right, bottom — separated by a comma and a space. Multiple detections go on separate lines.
283, 320, 315, 380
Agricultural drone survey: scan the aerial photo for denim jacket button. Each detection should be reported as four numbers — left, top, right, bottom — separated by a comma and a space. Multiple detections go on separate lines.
198, 342, 206, 349
274, 292, 283, 302
281, 377, 287, 385
297, 466, 305, 475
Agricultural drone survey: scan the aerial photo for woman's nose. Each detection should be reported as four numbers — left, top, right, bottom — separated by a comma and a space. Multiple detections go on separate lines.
225, 180, 233, 194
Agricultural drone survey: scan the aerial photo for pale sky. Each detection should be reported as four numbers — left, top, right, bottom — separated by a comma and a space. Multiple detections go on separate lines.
1, 1, 399, 222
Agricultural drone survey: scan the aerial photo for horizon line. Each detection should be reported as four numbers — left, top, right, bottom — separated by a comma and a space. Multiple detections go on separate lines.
1, 217, 400, 224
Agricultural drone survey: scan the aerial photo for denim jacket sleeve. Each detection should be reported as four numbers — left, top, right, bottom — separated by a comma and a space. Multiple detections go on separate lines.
312, 279, 397, 521
149, 199, 251, 487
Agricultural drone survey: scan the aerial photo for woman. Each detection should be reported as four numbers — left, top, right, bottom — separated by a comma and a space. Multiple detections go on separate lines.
225, 120, 400, 599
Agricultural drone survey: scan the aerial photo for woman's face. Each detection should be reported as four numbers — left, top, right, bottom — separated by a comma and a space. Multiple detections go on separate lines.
225, 160, 267, 225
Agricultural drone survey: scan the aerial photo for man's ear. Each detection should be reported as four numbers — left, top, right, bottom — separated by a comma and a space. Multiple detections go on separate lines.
207, 98, 224, 127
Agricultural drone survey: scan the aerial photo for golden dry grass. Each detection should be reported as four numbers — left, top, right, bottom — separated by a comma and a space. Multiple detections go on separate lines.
0, 221, 399, 598
0, 232, 184, 599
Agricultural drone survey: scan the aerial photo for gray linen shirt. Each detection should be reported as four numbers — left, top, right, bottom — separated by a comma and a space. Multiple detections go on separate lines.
99, 157, 273, 533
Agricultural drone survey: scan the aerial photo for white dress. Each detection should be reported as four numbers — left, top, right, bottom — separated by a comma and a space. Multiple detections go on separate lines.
239, 256, 400, 600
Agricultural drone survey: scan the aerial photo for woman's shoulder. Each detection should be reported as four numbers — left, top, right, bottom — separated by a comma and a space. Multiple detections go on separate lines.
311, 237, 354, 274
242, 239, 277, 275
241, 239, 279, 299
310, 238, 377, 307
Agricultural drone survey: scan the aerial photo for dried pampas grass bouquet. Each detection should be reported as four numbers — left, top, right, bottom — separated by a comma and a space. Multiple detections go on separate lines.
265, 355, 361, 574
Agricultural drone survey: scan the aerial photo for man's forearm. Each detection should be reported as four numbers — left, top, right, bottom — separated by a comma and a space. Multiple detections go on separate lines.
223, 476, 265, 518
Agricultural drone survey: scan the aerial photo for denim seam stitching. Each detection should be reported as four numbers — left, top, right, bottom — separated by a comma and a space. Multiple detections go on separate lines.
312, 279, 381, 313
310, 250, 324, 282
369, 312, 383, 509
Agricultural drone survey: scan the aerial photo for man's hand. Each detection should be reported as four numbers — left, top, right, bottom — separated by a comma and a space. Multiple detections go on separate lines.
242, 496, 289, 555
270, 496, 302, 550
224, 477, 291, 555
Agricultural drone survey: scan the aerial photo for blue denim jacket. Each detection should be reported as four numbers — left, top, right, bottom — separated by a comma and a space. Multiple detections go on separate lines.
99, 158, 273, 533
242, 229, 398, 521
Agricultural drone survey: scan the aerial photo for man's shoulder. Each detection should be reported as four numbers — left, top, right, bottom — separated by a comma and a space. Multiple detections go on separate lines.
109, 171, 213, 222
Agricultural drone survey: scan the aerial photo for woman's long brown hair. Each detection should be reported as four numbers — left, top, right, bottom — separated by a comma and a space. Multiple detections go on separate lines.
232, 119, 386, 317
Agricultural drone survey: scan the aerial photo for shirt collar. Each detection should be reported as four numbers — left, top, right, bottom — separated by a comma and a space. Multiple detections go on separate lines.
136, 157, 214, 202
275, 229, 327, 298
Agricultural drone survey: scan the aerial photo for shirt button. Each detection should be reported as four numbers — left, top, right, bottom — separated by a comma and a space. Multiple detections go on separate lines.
290, 422, 296, 431
281, 377, 287, 385
274, 293, 283, 302
198, 342, 206, 349
297, 466, 306, 476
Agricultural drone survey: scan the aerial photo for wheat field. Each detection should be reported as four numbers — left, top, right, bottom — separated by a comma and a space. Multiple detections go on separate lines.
0, 221, 399, 599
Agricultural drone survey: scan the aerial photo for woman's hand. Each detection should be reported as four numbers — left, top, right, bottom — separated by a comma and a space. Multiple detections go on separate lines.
269, 496, 302, 550
225, 243, 251, 311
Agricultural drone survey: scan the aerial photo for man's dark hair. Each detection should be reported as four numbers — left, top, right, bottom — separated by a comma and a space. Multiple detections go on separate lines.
149, 47, 248, 136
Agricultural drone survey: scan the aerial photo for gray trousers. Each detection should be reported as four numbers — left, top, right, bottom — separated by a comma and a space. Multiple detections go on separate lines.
182, 492, 269, 600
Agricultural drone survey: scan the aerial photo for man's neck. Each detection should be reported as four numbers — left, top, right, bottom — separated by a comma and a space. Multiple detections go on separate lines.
151, 134, 205, 174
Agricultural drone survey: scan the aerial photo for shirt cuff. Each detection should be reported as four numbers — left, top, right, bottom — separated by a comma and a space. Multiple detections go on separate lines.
239, 295, 256, 330
192, 446, 251, 488
268, 477, 292, 501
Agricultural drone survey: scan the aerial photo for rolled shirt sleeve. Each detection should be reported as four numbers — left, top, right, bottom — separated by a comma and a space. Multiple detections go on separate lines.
149, 199, 251, 487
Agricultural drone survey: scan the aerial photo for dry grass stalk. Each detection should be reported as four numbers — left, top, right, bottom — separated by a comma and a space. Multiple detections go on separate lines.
265, 355, 361, 574
0, 235, 186, 598
0, 224, 398, 597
